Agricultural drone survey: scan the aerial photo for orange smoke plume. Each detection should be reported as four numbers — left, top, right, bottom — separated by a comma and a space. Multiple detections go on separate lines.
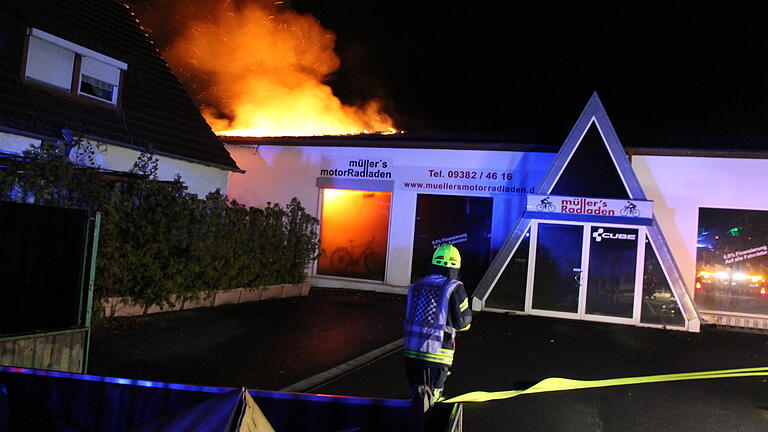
162, 0, 396, 137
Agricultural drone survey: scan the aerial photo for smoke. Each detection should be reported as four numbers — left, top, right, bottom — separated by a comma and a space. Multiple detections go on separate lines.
135, 0, 395, 136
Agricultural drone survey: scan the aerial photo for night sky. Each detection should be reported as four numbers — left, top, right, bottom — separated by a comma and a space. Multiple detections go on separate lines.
137, 1, 768, 149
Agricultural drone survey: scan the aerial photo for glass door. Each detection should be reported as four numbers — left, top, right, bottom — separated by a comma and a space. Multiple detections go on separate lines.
527, 221, 644, 324
584, 226, 641, 323
528, 222, 585, 317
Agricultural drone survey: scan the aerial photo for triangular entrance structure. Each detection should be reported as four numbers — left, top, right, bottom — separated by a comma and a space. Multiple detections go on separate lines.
473, 93, 700, 331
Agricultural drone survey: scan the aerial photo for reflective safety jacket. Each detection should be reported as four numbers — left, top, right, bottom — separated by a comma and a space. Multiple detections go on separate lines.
404, 274, 472, 366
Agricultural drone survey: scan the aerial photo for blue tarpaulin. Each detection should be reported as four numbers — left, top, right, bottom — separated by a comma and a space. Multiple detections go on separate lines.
0, 366, 411, 431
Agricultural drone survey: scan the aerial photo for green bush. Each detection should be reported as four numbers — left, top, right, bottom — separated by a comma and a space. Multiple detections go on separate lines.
0, 143, 319, 311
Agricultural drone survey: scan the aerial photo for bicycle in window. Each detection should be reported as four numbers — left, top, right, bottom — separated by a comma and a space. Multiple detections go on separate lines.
330, 237, 384, 274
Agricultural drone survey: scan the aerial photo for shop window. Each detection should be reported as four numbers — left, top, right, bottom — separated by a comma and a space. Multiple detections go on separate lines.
485, 227, 530, 311
316, 189, 390, 281
23, 28, 126, 106
411, 194, 492, 295
694, 208, 768, 316
640, 236, 685, 326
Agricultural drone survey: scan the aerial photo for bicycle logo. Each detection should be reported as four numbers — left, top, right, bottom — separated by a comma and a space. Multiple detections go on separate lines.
536, 196, 556, 212
620, 201, 641, 217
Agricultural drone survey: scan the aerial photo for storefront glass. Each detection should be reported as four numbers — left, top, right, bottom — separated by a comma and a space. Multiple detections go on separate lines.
695, 208, 768, 315
410, 194, 492, 295
316, 189, 390, 281
485, 228, 530, 311
531, 223, 583, 313
641, 235, 685, 326
585, 226, 637, 318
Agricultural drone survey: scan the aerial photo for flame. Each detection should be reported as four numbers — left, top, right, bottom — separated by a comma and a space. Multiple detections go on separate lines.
162, 0, 395, 137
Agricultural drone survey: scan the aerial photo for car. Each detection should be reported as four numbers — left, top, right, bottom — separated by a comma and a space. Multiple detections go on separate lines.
695, 271, 767, 298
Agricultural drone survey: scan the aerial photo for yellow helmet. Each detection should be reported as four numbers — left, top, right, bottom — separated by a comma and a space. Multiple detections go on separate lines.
432, 244, 461, 268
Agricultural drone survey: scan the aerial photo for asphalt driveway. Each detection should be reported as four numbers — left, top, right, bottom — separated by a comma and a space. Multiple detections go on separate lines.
89, 288, 405, 390
315, 313, 768, 431
90, 288, 768, 430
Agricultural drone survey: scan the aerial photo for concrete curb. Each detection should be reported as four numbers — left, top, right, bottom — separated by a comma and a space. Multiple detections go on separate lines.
281, 338, 404, 393
101, 283, 311, 317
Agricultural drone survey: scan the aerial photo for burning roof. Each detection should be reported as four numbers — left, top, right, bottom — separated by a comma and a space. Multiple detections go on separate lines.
139, 0, 396, 137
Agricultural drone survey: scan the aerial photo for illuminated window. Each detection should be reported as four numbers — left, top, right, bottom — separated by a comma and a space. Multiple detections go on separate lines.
695, 207, 768, 317
24, 28, 126, 105
316, 189, 391, 281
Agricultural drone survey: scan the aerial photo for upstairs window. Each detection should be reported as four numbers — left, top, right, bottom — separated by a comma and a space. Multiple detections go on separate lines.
25, 35, 75, 91
24, 28, 127, 105
79, 57, 121, 103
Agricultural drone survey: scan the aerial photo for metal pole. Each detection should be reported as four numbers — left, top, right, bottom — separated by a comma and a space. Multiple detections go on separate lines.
76, 212, 92, 328
82, 212, 101, 374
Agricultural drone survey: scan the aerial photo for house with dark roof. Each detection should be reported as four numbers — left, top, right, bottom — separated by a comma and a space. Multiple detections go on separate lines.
0, 0, 240, 195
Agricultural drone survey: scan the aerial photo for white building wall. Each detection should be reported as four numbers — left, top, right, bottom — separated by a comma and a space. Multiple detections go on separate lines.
632, 155, 768, 297
227, 145, 768, 300
0, 132, 39, 154
0, 131, 229, 197
226, 145, 322, 212
101, 144, 229, 197
226, 144, 553, 291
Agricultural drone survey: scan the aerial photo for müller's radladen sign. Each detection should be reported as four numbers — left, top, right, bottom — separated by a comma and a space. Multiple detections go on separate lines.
320, 157, 393, 179
527, 194, 653, 218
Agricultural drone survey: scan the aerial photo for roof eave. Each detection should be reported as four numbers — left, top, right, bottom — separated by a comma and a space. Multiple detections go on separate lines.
0, 125, 244, 173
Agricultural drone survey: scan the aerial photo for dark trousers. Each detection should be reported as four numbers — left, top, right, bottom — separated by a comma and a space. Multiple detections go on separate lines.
404, 357, 450, 394
404, 357, 450, 431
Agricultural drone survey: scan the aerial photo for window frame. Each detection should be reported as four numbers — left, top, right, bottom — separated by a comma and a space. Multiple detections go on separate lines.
78, 73, 120, 105
22, 28, 128, 107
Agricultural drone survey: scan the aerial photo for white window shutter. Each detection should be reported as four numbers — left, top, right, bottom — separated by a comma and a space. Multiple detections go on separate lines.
80, 57, 121, 86
25, 36, 75, 91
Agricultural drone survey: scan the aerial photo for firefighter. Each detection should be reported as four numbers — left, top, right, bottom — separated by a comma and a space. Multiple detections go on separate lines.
404, 243, 472, 424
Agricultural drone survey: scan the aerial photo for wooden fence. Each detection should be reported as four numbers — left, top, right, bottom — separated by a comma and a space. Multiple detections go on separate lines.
0, 328, 88, 373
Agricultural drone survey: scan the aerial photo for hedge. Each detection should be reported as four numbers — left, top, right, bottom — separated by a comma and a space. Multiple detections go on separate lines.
0, 142, 319, 311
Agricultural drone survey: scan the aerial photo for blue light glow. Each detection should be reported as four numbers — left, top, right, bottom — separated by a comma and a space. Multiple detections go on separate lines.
0, 365, 409, 407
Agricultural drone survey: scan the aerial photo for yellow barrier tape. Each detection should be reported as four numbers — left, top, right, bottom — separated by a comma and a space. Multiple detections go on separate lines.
440, 366, 768, 403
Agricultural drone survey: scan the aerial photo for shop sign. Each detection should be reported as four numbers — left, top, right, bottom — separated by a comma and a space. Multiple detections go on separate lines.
319, 157, 393, 179
318, 153, 551, 195
527, 194, 653, 218
396, 166, 541, 195
592, 228, 637, 242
